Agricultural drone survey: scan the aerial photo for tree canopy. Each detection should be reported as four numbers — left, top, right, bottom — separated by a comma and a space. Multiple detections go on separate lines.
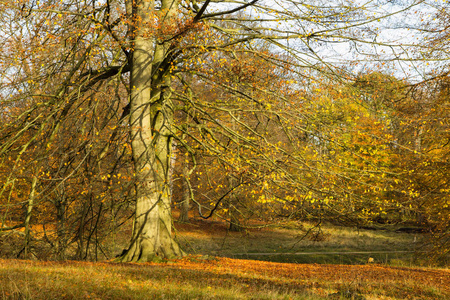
0, 0, 448, 262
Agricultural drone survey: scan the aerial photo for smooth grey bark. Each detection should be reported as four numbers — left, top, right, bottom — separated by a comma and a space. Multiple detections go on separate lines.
118, 0, 184, 262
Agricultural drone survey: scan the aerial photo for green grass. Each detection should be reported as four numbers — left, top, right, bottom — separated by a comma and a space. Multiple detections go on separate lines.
175, 219, 428, 267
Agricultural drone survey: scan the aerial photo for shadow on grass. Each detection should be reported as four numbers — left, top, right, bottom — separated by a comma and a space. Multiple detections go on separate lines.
1, 258, 449, 300
0, 261, 324, 300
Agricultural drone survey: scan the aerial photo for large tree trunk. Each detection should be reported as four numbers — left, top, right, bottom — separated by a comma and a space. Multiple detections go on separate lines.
118, 0, 183, 262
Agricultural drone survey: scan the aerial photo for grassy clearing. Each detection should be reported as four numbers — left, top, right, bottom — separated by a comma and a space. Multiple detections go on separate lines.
0, 257, 448, 300
175, 218, 427, 266
1, 217, 447, 299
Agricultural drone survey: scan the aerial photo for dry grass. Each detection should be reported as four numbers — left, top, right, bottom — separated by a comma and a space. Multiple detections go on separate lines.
0, 257, 448, 299
174, 218, 423, 266
1, 215, 447, 299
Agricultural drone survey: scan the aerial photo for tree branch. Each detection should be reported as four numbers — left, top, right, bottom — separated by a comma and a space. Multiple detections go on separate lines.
201, 0, 259, 20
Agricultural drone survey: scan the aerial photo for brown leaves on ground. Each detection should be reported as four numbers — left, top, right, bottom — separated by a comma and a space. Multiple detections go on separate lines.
173, 256, 450, 298
0, 257, 448, 299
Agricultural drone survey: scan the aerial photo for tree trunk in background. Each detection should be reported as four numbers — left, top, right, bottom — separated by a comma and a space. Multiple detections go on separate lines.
228, 176, 244, 232
228, 115, 243, 232
24, 176, 37, 258
55, 185, 68, 260
178, 154, 191, 223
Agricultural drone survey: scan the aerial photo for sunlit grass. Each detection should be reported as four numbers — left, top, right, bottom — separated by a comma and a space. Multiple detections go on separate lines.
1, 257, 448, 300
175, 219, 425, 266
1, 218, 447, 299
0, 259, 322, 300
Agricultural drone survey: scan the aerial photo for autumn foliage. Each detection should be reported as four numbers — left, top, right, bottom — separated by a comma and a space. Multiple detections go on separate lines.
0, 0, 449, 263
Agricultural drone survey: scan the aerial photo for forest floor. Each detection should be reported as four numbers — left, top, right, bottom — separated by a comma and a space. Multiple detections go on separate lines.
1, 216, 449, 299
0, 256, 449, 299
